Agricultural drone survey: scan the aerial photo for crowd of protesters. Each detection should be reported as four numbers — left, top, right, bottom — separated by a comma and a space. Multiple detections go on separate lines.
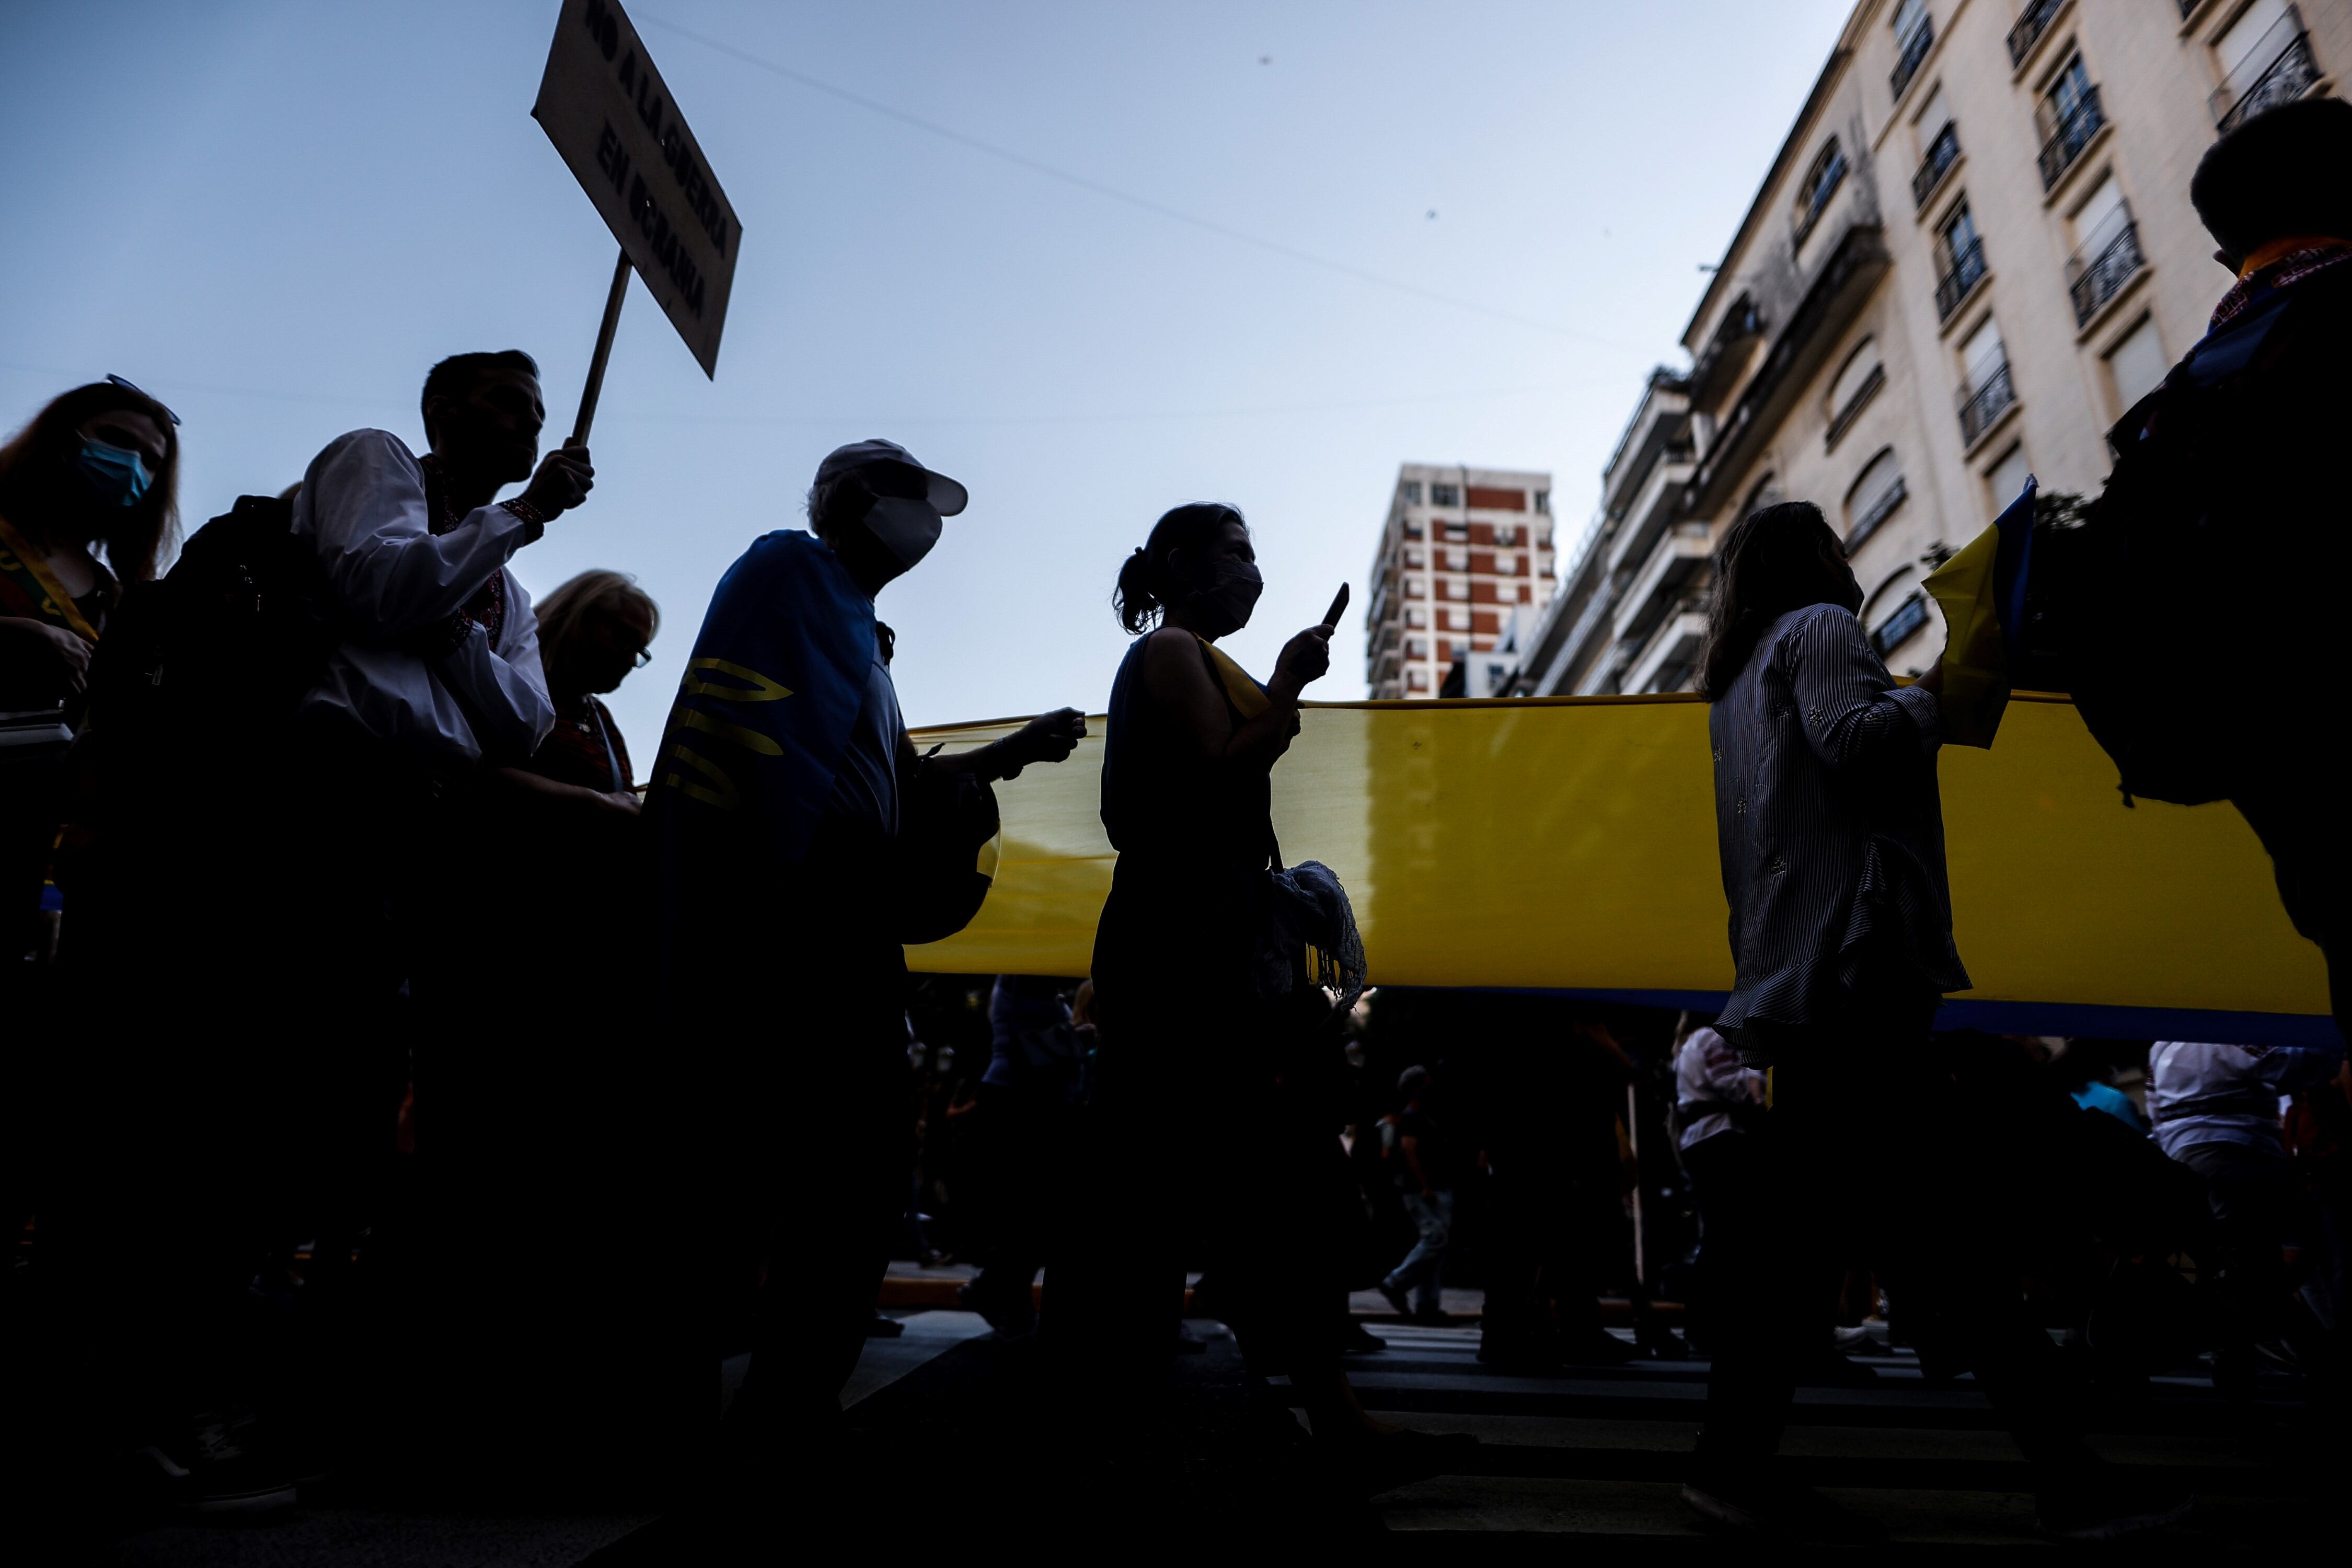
0, 95, 2348, 1548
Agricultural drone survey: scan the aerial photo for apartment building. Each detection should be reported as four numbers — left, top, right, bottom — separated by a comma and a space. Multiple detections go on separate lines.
1364, 463, 1557, 699
1514, 0, 2346, 697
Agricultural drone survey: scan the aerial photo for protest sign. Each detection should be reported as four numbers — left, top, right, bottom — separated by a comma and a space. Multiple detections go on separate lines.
533, 0, 742, 432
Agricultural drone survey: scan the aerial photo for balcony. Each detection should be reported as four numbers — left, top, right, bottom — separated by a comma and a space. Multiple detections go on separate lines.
1934, 234, 1987, 321
1686, 223, 1891, 518
1625, 608, 1709, 695
1892, 18, 1934, 99
1958, 359, 2016, 446
1612, 524, 1713, 649
2215, 8, 2318, 133
1602, 453, 1697, 581
2038, 85, 2105, 190
1911, 121, 1959, 210
2008, 0, 2062, 68
2067, 217, 2144, 326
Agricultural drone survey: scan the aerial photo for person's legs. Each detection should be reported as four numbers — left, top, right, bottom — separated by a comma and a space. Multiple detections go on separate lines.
727, 948, 913, 1444
1689, 1119, 1806, 1468
1383, 1191, 1450, 1309
2174, 1139, 2295, 1364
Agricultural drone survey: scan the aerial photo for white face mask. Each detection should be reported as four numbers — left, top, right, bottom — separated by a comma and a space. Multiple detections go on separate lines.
860, 495, 943, 573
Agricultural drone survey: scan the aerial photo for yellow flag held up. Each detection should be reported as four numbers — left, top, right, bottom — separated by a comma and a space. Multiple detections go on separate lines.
1923, 476, 2038, 748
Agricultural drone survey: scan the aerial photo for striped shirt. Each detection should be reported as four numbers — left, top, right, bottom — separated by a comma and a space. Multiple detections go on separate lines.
1708, 603, 1968, 1050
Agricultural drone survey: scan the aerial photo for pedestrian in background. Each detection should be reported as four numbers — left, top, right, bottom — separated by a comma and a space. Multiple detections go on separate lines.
1377, 1065, 1459, 1325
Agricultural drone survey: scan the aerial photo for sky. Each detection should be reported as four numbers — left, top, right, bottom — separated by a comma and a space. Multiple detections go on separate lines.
1, 0, 1853, 756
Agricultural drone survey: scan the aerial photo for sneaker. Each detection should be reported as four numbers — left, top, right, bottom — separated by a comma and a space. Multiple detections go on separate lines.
1341, 1322, 1388, 1354
140, 1412, 299, 1516
1682, 1468, 1885, 1544
1377, 1282, 1413, 1318
2036, 1476, 2193, 1541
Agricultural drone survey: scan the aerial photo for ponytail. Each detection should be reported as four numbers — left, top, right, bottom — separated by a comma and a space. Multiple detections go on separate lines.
1112, 502, 1248, 634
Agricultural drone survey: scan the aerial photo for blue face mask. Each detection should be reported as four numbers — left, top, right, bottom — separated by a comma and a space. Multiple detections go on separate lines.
75, 437, 153, 509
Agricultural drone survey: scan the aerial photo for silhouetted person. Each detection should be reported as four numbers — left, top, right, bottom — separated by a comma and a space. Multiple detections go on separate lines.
2081, 99, 2352, 1042
1377, 1066, 1457, 1323
648, 439, 1083, 1457
963, 975, 1088, 1336
1051, 501, 1470, 1490
1686, 501, 2183, 1542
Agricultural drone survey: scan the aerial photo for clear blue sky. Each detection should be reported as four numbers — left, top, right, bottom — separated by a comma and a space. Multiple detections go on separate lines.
1, 0, 1849, 756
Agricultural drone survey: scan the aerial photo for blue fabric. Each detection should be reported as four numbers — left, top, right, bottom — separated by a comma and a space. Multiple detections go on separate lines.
2070, 1080, 2146, 1133
650, 529, 875, 869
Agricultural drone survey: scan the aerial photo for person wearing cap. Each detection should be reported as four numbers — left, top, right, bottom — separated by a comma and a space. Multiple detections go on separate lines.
649, 437, 1084, 1451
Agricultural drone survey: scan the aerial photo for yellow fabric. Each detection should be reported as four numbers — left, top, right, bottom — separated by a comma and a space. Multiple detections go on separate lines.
905, 695, 2327, 1020
1921, 526, 2009, 749
0, 514, 104, 643
2238, 234, 2352, 279
1196, 636, 1272, 719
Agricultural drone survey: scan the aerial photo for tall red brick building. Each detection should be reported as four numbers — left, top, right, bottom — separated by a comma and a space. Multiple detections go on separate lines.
1364, 463, 1557, 699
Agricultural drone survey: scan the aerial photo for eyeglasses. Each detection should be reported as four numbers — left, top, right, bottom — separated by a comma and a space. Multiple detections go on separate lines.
107, 374, 181, 428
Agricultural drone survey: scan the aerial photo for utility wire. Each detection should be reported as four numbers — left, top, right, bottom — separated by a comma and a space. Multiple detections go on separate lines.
638, 11, 1647, 353
3, 360, 1605, 429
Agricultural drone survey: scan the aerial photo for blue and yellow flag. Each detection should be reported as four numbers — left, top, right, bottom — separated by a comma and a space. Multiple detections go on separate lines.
1922, 476, 2038, 748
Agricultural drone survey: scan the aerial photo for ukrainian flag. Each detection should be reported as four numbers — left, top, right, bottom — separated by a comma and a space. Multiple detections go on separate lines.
1922, 476, 2039, 748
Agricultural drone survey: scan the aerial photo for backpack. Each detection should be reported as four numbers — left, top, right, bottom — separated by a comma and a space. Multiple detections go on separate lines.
2062, 264, 2352, 806
84, 493, 340, 801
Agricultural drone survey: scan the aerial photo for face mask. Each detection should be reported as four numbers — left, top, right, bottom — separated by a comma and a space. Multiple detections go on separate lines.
75, 437, 153, 509
858, 495, 943, 575
1186, 558, 1263, 639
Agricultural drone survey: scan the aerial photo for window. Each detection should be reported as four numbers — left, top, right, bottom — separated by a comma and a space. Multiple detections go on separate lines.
2105, 315, 2167, 411
2037, 54, 2103, 189
1430, 482, 1461, 507
1406, 638, 1428, 661
2212, 0, 2314, 131
1795, 138, 1847, 245
1892, 1, 1934, 97
1826, 338, 1885, 445
1443, 520, 1469, 540
1871, 592, 1930, 659
1404, 577, 1425, 599
1400, 480, 1423, 505
1911, 87, 1960, 209
1844, 447, 1907, 550
1537, 528, 1553, 549
1958, 318, 2015, 444
1403, 519, 1423, 539
1407, 668, 1429, 691
1405, 607, 1427, 629
1935, 202, 1986, 320
1493, 523, 1517, 546
1986, 442, 2032, 514
1403, 548, 1424, 569
1534, 490, 1550, 515
2067, 175, 2143, 325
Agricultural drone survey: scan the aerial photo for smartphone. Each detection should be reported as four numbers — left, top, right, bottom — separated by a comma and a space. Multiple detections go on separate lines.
1322, 582, 1351, 629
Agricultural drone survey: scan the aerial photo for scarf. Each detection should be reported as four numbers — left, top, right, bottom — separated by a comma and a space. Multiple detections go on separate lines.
2209, 235, 2352, 331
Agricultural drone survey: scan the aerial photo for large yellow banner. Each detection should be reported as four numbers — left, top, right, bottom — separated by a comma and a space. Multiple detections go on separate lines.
907, 693, 2330, 1034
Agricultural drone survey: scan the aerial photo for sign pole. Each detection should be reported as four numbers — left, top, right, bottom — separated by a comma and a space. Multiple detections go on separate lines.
570, 246, 631, 445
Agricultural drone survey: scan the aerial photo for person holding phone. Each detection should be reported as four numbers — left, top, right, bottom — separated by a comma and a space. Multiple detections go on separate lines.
1051, 501, 1469, 1492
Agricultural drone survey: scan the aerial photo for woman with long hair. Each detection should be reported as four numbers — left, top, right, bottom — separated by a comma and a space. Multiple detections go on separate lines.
0, 377, 179, 963
505, 567, 658, 808
1054, 501, 1468, 1491
1685, 502, 2179, 1541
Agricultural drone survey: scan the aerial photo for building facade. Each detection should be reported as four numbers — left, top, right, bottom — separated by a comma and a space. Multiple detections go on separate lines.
1365, 463, 1557, 699
1515, 0, 2346, 697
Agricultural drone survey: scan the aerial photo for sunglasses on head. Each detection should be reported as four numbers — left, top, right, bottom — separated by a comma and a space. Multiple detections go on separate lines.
107, 374, 181, 428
